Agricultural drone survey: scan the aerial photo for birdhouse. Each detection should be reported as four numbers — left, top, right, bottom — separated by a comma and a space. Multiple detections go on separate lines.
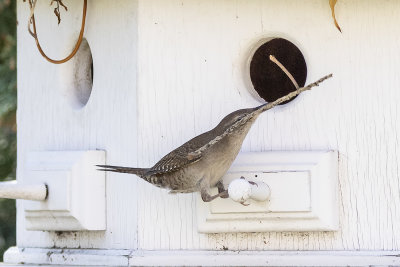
1, 0, 400, 266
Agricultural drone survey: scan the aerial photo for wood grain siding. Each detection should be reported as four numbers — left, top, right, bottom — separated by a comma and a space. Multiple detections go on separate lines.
136, 0, 400, 251
17, 0, 139, 249
16, 0, 400, 253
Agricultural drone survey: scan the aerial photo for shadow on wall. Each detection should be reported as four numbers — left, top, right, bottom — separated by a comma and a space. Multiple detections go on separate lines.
0, 0, 17, 261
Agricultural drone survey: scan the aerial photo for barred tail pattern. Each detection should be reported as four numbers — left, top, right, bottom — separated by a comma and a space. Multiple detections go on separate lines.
97, 165, 168, 188
96, 165, 148, 178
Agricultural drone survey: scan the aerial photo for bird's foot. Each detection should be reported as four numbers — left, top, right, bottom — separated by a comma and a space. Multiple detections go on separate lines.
216, 181, 229, 198
201, 189, 229, 202
240, 201, 250, 206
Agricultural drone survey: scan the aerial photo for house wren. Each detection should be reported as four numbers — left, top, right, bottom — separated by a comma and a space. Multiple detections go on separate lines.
98, 74, 332, 202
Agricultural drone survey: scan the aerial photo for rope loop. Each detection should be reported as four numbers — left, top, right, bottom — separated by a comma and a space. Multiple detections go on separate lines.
27, 0, 87, 64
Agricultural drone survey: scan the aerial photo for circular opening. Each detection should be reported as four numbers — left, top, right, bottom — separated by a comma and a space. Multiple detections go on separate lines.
61, 38, 93, 109
249, 38, 307, 104
73, 39, 93, 107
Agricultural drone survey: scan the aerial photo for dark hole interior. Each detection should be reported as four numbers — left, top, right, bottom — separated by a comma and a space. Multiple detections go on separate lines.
249, 38, 307, 104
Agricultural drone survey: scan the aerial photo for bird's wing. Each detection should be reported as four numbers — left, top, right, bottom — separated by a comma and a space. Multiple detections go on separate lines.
145, 131, 212, 176
145, 149, 201, 176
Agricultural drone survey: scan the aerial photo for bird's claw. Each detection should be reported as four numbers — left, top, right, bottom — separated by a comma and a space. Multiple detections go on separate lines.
219, 190, 229, 199
240, 201, 250, 206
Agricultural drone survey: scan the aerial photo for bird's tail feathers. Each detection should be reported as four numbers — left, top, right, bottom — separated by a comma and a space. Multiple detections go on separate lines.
96, 165, 148, 177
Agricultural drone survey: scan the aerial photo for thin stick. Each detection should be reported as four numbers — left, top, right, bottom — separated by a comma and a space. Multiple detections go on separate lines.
191, 72, 333, 157
269, 55, 300, 89
256, 74, 333, 114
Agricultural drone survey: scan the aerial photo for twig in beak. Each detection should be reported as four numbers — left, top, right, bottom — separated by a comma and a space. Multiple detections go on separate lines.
256, 73, 333, 114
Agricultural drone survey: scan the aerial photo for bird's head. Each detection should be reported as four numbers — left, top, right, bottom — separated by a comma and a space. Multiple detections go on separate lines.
215, 103, 268, 134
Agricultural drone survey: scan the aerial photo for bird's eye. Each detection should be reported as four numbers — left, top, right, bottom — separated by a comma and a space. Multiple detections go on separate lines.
236, 115, 244, 122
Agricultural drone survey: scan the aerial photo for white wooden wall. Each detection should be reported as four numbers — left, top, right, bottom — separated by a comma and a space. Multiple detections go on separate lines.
16, 0, 400, 253
17, 0, 139, 249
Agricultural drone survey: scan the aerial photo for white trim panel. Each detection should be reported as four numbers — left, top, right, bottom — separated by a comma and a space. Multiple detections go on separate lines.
4, 247, 400, 266
197, 151, 339, 233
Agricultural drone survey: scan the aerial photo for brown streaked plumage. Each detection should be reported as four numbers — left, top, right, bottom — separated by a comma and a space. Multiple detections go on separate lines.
97, 74, 332, 202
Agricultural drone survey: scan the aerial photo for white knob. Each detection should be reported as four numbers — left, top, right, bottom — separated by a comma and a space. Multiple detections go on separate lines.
0, 180, 47, 201
228, 177, 270, 204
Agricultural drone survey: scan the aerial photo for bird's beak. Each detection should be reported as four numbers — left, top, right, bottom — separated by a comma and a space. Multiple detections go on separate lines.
255, 102, 268, 110
248, 73, 333, 118
250, 102, 268, 116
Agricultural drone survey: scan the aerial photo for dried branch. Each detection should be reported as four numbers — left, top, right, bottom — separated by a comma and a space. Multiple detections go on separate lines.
26, 0, 37, 38
257, 74, 333, 114
269, 55, 300, 89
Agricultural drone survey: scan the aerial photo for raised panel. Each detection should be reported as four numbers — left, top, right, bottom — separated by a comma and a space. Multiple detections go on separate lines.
197, 151, 338, 233
23, 151, 106, 231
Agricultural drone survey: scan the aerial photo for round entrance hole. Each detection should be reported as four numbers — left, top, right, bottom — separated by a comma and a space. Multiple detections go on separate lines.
62, 38, 93, 109
249, 38, 307, 104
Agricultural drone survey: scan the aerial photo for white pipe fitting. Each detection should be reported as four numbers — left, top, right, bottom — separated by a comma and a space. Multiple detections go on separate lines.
228, 177, 270, 204
0, 180, 47, 201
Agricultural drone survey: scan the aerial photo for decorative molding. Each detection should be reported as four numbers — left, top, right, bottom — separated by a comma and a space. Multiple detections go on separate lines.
23, 151, 106, 231
4, 247, 400, 266
197, 151, 338, 233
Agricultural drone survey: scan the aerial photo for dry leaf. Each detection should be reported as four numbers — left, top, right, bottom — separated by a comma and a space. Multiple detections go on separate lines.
329, 0, 342, 32
53, 8, 61, 24
50, 0, 68, 25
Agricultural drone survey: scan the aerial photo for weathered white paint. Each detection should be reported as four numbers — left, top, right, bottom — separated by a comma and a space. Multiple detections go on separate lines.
6, 0, 400, 265
23, 150, 106, 231
135, 0, 400, 251
197, 151, 338, 233
4, 247, 400, 267
0, 181, 47, 201
15, 0, 138, 249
